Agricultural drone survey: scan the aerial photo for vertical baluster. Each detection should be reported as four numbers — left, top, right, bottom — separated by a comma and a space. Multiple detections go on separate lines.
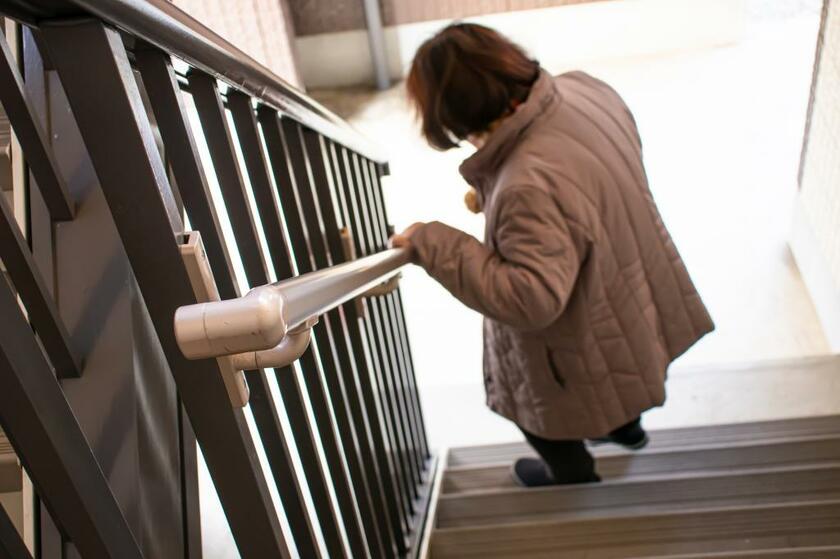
259, 107, 400, 559
220, 99, 340, 557
0, 268, 143, 559
190, 73, 359, 559
345, 151, 420, 503
298, 125, 402, 559
0, 31, 74, 221
333, 147, 416, 520
323, 138, 410, 557
383, 289, 426, 470
41, 21, 289, 558
134, 50, 237, 294
136, 51, 249, 559
324, 141, 413, 552
0, 0, 79, 385
389, 286, 430, 461
271, 114, 388, 559
0, 193, 80, 379
139, 54, 323, 558
187, 72, 270, 281
368, 289, 422, 493
175, 403, 202, 559
366, 161, 430, 462
355, 160, 424, 488
232, 89, 385, 559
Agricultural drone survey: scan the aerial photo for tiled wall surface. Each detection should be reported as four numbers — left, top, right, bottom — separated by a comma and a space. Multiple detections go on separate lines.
174, 0, 302, 86
289, 0, 607, 35
799, 0, 840, 291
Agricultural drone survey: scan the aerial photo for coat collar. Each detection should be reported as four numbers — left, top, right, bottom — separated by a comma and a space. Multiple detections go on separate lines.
458, 69, 561, 201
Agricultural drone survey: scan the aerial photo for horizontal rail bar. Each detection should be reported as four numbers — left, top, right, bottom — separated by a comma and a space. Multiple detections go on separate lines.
1, 0, 385, 162
174, 248, 410, 359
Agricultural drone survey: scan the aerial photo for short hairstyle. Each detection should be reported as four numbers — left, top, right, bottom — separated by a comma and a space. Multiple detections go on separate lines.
406, 23, 539, 150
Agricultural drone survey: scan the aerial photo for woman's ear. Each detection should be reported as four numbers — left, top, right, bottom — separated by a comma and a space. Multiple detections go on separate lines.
466, 133, 486, 149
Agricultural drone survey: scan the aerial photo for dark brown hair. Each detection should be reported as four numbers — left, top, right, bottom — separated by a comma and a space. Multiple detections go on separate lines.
406, 23, 539, 150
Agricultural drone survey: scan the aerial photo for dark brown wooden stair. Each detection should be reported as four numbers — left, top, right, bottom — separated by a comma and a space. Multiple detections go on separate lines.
423, 414, 840, 558
432, 501, 840, 558
627, 546, 840, 558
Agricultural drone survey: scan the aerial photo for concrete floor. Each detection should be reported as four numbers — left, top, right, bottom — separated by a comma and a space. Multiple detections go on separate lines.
311, 3, 839, 450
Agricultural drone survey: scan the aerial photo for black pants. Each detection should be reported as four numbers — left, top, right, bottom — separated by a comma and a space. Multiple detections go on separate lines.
520, 429, 598, 484
521, 418, 643, 484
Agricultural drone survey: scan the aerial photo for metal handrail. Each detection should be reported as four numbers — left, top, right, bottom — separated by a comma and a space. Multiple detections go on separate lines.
174, 248, 411, 360
3, 0, 385, 162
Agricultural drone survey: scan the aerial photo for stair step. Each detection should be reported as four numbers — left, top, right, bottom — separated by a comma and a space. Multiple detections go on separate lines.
443, 434, 840, 493
430, 500, 840, 558
437, 462, 840, 528
628, 545, 840, 558
446, 414, 840, 467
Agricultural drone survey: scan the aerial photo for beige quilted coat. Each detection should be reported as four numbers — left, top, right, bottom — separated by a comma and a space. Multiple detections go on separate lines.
411, 70, 714, 440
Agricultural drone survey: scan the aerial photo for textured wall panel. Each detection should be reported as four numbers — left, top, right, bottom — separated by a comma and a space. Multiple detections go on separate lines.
289, 0, 607, 36
800, 0, 840, 290
289, 0, 365, 37
174, 0, 302, 87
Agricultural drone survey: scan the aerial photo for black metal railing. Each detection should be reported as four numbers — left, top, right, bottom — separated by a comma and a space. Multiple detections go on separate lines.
0, 1, 434, 558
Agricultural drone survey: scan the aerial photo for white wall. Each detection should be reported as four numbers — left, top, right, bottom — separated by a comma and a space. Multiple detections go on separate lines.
297, 0, 746, 89
327, 4, 824, 449
791, 0, 840, 351
791, 202, 840, 351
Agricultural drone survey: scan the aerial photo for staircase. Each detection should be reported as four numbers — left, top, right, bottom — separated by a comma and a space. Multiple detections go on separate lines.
1, 1, 838, 557
424, 415, 840, 558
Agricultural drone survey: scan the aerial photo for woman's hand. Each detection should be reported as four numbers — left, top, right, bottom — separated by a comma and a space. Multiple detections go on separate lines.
389, 222, 425, 256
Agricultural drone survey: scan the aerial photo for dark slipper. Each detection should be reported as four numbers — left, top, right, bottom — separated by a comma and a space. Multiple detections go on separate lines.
589, 419, 650, 451
511, 457, 556, 487
511, 458, 601, 487
589, 432, 649, 450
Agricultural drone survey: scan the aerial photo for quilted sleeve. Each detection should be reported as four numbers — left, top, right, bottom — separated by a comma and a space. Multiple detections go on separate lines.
410, 185, 584, 331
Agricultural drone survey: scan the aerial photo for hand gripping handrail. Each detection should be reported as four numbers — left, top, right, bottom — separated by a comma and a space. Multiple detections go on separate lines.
340, 227, 402, 316
174, 245, 411, 361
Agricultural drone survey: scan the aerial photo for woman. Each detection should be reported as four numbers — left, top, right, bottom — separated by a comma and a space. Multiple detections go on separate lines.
391, 23, 714, 487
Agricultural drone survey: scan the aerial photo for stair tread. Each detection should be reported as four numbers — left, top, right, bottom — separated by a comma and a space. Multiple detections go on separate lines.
627, 545, 840, 558
443, 433, 840, 493
431, 499, 840, 558
434, 411, 840, 557
437, 462, 840, 527
447, 414, 840, 467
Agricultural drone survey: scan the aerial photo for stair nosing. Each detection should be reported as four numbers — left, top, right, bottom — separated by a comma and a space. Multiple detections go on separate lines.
439, 460, 840, 501
447, 414, 840, 467
436, 463, 840, 529
433, 498, 840, 534
624, 545, 840, 559
445, 432, 840, 475
431, 498, 840, 539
